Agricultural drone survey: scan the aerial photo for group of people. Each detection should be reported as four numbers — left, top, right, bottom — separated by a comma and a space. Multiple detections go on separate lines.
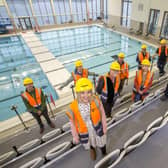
21, 39, 168, 161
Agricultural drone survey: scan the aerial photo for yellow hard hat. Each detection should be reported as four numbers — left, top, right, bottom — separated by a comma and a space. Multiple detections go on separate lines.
23, 77, 33, 86
141, 44, 147, 49
141, 59, 150, 66
160, 39, 166, 44
110, 61, 120, 71
75, 60, 83, 67
75, 78, 93, 93
118, 52, 125, 58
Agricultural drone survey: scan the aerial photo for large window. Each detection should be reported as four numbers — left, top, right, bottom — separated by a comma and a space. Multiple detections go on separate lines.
71, 0, 87, 23
103, 0, 108, 20
147, 9, 160, 35
0, 6, 11, 27
32, 0, 54, 26
3, 0, 107, 27
88, 0, 101, 21
121, 0, 132, 27
160, 11, 168, 39
53, 0, 71, 24
6, 0, 33, 28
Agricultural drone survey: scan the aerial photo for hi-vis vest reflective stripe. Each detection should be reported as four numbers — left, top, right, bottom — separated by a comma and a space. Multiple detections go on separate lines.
158, 46, 168, 56
114, 74, 120, 93
66, 96, 103, 144
100, 75, 108, 102
138, 52, 150, 63
120, 62, 129, 79
134, 70, 151, 91
71, 68, 88, 84
22, 88, 42, 107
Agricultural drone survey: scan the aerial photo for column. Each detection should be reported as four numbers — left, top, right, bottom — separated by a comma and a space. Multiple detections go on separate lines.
50, 0, 57, 24
69, 0, 74, 23
3, 0, 17, 33
28, 0, 39, 31
86, 0, 89, 22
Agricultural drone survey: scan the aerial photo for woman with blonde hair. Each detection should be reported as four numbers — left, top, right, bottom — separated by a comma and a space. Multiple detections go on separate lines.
66, 78, 107, 160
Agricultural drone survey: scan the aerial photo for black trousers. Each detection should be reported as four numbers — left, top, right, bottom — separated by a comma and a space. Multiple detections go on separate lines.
102, 101, 113, 118
157, 61, 166, 75
165, 84, 168, 97
30, 109, 52, 129
118, 79, 126, 95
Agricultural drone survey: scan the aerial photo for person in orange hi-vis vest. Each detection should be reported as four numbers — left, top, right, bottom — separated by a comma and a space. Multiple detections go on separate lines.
153, 39, 168, 76
136, 44, 151, 69
66, 78, 107, 160
21, 77, 55, 134
96, 61, 120, 118
59, 60, 98, 90
117, 52, 129, 95
132, 59, 154, 102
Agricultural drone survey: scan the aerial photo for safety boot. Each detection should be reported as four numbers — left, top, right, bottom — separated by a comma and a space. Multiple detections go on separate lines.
40, 127, 44, 134
100, 145, 107, 156
49, 122, 55, 128
90, 147, 96, 160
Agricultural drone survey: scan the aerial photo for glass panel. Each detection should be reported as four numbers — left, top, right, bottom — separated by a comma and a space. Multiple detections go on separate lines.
32, 0, 54, 25
121, 0, 132, 28
71, 0, 79, 22
0, 6, 12, 30
160, 12, 168, 39
147, 9, 160, 35
6, 0, 32, 17
53, 0, 71, 24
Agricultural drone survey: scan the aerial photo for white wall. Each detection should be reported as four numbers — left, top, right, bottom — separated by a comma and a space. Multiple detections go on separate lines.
131, 0, 151, 23
108, 0, 121, 17
0, 0, 4, 6
131, 0, 168, 26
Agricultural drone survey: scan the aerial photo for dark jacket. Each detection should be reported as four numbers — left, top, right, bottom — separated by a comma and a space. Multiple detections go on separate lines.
96, 76, 115, 103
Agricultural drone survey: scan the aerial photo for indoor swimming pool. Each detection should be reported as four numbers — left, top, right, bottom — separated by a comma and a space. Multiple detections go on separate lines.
37, 25, 156, 75
0, 36, 58, 121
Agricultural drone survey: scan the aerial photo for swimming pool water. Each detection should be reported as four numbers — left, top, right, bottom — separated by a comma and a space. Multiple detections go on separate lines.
0, 36, 58, 121
37, 25, 156, 75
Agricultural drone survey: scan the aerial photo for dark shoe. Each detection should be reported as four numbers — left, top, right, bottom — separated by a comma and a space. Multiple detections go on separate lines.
40, 127, 44, 134
159, 72, 165, 77
49, 122, 55, 128
160, 95, 168, 101
100, 145, 107, 156
90, 147, 96, 160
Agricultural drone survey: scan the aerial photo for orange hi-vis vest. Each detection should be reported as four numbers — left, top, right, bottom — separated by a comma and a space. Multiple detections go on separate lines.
100, 74, 120, 102
22, 88, 42, 107
158, 46, 168, 56
71, 68, 88, 84
120, 62, 129, 80
138, 52, 150, 63
114, 74, 120, 94
66, 96, 103, 144
134, 70, 152, 91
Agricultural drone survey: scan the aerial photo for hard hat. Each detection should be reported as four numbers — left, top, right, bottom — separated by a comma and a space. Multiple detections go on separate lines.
160, 39, 166, 45
118, 52, 125, 58
141, 59, 150, 66
110, 61, 120, 71
141, 44, 147, 49
23, 77, 33, 86
75, 78, 93, 93
75, 60, 83, 67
